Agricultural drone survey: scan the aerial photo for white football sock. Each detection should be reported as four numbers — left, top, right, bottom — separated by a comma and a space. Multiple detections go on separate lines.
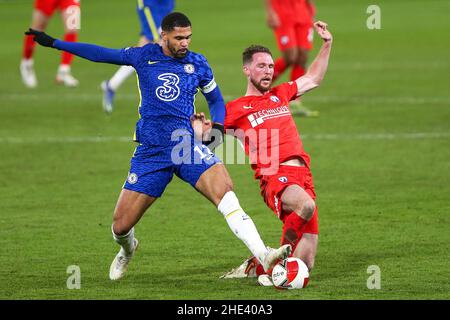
57, 64, 71, 73
108, 65, 135, 91
218, 191, 268, 264
112, 225, 135, 256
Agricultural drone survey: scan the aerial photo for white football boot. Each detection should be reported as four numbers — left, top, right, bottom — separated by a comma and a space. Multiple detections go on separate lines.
220, 244, 291, 279
101, 80, 115, 114
20, 59, 37, 88
56, 65, 79, 87
262, 244, 292, 272
257, 274, 274, 287
220, 256, 259, 279
109, 238, 139, 280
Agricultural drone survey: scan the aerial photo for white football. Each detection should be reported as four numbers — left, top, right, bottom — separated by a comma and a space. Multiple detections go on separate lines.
271, 257, 309, 289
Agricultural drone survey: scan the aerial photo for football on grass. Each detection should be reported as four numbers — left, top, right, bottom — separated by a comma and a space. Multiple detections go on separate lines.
271, 257, 309, 289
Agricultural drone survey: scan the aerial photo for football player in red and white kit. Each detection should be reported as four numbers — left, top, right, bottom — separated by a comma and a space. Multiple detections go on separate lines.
21, 0, 81, 88
265, 0, 318, 116
193, 21, 332, 286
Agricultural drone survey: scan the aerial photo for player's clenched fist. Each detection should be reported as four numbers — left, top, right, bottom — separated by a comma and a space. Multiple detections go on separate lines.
313, 21, 332, 42
25, 28, 56, 47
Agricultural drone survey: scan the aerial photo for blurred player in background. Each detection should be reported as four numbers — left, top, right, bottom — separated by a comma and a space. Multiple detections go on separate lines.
264, 0, 319, 117
202, 21, 332, 286
25, 12, 291, 282
101, 0, 175, 114
20, 0, 81, 88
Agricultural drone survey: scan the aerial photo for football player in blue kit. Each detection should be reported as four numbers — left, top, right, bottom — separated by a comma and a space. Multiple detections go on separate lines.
25, 12, 291, 281
101, 0, 176, 114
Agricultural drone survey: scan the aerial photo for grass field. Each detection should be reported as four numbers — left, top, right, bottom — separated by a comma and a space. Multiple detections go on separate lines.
0, 0, 449, 300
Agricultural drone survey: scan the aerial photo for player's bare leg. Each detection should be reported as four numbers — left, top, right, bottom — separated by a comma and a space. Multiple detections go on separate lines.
196, 163, 291, 275
21, 10, 50, 88
101, 36, 151, 113
280, 183, 319, 270
109, 189, 157, 280
55, 6, 80, 87
282, 47, 298, 68
293, 233, 318, 270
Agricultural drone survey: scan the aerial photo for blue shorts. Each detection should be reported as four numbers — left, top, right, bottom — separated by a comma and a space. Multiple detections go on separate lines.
123, 137, 221, 198
136, 0, 175, 41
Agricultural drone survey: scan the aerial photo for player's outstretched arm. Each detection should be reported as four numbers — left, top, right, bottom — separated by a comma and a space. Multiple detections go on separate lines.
295, 21, 333, 96
24, 29, 129, 65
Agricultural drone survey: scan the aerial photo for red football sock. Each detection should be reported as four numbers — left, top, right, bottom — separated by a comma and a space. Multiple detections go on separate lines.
273, 57, 288, 82
290, 65, 305, 81
61, 32, 78, 65
23, 34, 36, 60
280, 212, 308, 251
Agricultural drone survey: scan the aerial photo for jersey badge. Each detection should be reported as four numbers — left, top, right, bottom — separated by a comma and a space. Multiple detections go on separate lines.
184, 64, 195, 74
127, 173, 138, 184
278, 176, 288, 183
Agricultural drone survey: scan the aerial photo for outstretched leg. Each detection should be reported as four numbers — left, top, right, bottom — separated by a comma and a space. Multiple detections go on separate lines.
109, 189, 157, 280
195, 163, 291, 272
280, 184, 318, 270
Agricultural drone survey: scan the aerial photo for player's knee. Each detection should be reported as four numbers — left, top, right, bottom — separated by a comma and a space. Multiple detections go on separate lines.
216, 168, 234, 198
301, 199, 315, 220
296, 50, 308, 68
283, 50, 298, 66
32, 21, 47, 31
112, 218, 131, 236
218, 180, 233, 200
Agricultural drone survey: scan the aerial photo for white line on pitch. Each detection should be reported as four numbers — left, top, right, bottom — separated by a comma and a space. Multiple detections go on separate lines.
2, 93, 450, 105
0, 132, 449, 144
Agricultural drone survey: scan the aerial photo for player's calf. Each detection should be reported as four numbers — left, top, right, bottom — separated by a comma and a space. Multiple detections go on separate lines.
293, 233, 318, 271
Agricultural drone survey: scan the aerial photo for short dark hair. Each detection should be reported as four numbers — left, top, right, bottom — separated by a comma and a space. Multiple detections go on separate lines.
242, 45, 272, 64
161, 12, 192, 32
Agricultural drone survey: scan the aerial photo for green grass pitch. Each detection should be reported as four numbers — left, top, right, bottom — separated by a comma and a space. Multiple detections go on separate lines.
0, 0, 449, 299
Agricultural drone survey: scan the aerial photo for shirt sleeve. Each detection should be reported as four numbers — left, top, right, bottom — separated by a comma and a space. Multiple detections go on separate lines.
119, 46, 143, 67
53, 40, 142, 67
224, 102, 236, 130
198, 56, 218, 94
274, 81, 299, 101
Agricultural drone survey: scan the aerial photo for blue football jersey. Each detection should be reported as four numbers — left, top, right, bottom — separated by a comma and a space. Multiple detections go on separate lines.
119, 43, 217, 148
